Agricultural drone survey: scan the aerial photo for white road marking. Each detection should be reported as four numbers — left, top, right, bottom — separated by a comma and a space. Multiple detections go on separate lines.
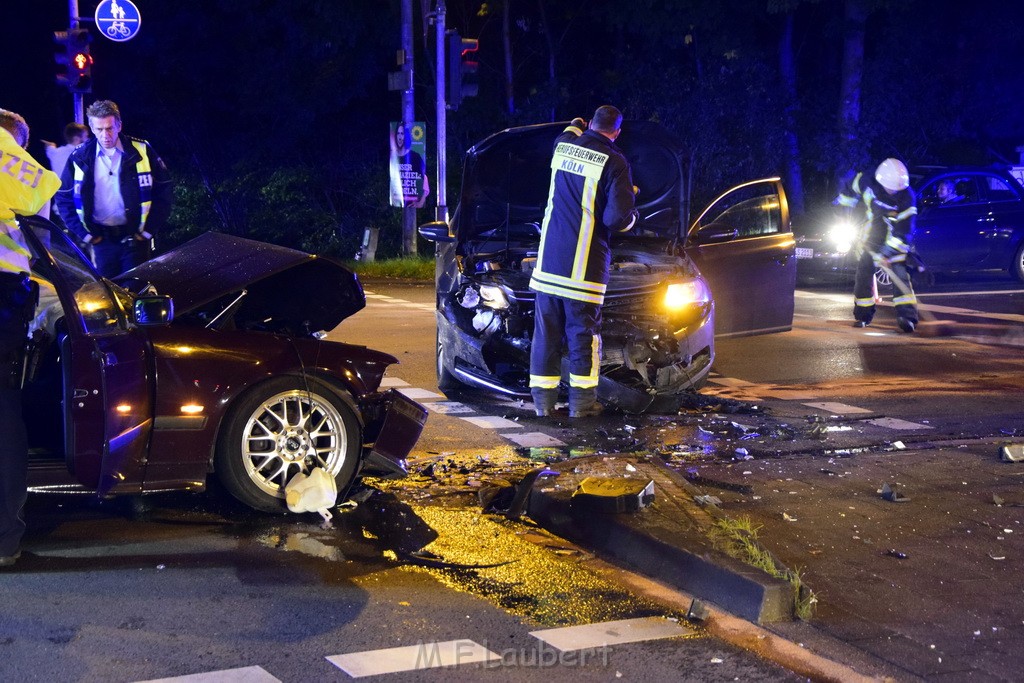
707, 377, 757, 387
759, 389, 821, 400
867, 417, 932, 430
380, 377, 410, 387
424, 401, 476, 414
135, 667, 281, 683
363, 294, 394, 299
803, 402, 873, 414
918, 288, 1024, 298
503, 432, 566, 448
460, 415, 523, 429
397, 387, 445, 400
797, 287, 1024, 323
530, 617, 691, 651
327, 640, 497, 677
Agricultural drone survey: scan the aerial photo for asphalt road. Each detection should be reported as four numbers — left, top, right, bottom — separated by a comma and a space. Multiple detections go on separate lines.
3, 272, 1020, 682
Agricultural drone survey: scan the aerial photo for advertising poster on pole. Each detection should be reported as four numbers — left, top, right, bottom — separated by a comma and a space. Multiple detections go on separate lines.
389, 122, 429, 208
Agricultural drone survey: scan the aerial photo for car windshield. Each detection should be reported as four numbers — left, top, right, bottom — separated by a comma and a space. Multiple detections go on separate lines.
25, 221, 123, 335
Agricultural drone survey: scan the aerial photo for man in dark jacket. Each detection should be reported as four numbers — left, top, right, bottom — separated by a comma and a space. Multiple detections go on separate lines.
835, 157, 919, 332
55, 100, 172, 277
528, 105, 638, 417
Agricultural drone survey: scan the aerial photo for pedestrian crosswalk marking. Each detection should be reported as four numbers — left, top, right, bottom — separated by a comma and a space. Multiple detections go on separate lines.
326, 639, 497, 677
424, 401, 476, 414
380, 377, 410, 387
530, 617, 692, 651
460, 415, 523, 429
867, 417, 932, 430
135, 666, 281, 683
502, 432, 566, 448
397, 387, 445, 400
803, 402, 873, 415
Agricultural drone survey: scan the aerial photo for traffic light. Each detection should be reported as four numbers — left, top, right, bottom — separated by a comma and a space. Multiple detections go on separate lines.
53, 31, 70, 88
447, 30, 479, 110
54, 28, 92, 93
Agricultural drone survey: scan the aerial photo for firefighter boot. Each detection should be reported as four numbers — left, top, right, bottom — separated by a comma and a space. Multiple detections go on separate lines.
531, 388, 557, 417
569, 387, 603, 418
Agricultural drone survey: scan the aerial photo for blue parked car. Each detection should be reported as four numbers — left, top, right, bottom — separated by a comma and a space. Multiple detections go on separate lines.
795, 166, 1024, 283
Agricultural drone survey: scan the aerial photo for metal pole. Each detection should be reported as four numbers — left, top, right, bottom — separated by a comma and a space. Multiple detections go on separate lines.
70, 0, 83, 124
400, 0, 417, 254
435, 0, 448, 223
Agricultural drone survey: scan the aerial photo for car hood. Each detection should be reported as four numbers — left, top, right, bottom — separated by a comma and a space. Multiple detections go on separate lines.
456, 120, 687, 241
117, 232, 365, 332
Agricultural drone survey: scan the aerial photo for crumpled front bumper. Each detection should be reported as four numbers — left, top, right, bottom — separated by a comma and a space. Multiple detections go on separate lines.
361, 389, 428, 477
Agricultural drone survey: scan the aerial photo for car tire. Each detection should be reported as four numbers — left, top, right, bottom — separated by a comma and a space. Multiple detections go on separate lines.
214, 376, 361, 514
1013, 242, 1024, 282
436, 329, 461, 394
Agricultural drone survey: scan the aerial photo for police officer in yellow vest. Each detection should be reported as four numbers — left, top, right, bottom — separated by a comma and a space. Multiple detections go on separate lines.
529, 106, 638, 418
1, 109, 61, 568
55, 100, 172, 277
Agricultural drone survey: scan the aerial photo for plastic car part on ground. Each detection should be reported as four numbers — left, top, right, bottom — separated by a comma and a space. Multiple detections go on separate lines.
285, 468, 339, 523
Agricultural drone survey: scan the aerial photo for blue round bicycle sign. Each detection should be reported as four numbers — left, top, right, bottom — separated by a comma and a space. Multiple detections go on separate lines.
95, 0, 141, 42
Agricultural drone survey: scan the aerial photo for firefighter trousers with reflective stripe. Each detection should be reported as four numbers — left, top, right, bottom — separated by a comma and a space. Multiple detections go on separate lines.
852, 250, 918, 325
529, 293, 601, 391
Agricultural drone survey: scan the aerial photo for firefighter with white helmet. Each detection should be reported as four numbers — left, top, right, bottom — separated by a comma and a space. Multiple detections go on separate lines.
835, 157, 919, 332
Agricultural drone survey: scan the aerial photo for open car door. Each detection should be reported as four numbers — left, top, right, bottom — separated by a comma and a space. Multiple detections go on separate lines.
23, 219, 153, 495
685, 178, 796, 337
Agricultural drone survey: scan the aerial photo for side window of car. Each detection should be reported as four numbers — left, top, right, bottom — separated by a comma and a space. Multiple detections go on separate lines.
29, 224, 121, 335
982, 175, 1017, 202
695, 183, 783, 239
922, 176, 980, 207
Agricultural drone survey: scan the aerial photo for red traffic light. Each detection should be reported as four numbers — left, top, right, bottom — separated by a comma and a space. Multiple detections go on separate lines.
72, 51, 92, 71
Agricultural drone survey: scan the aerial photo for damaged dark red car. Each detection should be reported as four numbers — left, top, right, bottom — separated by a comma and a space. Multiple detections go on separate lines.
19, 216, 426, 513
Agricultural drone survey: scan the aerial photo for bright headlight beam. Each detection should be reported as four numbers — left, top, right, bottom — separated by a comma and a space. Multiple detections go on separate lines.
828, 220, 858, 253
664, 281, 709, 310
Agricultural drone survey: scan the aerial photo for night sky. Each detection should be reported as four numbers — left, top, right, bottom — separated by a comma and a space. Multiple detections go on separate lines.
9, 1, 1024, 256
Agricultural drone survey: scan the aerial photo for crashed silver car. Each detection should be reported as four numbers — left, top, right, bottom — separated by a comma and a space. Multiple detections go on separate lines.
419, 121, 797, 412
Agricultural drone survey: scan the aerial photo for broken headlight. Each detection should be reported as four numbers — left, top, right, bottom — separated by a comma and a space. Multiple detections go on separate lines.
478, 284, 510, 310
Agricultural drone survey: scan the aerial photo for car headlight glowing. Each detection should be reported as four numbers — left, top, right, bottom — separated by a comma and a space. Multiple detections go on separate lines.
479, 284, 510, 309
664, 281, 710, 311
827, 220, 858, 253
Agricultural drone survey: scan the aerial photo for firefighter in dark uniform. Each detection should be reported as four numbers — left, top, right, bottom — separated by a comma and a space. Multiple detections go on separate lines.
1, 109, 61, 568
835, 158, 919, 332
529, 105, 638, 417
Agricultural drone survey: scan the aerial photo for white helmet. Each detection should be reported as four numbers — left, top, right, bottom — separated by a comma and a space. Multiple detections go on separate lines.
875, 158, 910, 193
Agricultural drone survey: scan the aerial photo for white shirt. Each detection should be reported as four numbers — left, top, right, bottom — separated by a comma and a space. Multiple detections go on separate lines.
93, 143, 127, 226
45, 143, 76, 176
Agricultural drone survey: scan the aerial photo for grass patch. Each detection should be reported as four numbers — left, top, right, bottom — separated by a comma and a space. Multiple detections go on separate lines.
344, 256, 435, 281
708, 516, 817, 620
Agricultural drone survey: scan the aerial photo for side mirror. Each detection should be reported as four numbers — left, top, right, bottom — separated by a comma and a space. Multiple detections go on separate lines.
134, 295, 174, 326
418, 221, 455, 243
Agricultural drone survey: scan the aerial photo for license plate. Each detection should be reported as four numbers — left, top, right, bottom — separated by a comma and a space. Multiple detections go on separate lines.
795, 247, 814, 259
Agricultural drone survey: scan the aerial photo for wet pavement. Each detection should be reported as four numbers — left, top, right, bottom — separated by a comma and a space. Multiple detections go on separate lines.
377, 389, 1024, 681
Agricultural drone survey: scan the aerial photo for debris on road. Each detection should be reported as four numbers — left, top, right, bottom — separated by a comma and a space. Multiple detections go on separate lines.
880, 482, 911, 503
1000, 444, 1024, 462
571, 477, 656, 513
686, 598, 710, 622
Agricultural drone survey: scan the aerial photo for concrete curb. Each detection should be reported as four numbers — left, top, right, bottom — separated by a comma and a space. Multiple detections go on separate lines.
525, 455, 796, 624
